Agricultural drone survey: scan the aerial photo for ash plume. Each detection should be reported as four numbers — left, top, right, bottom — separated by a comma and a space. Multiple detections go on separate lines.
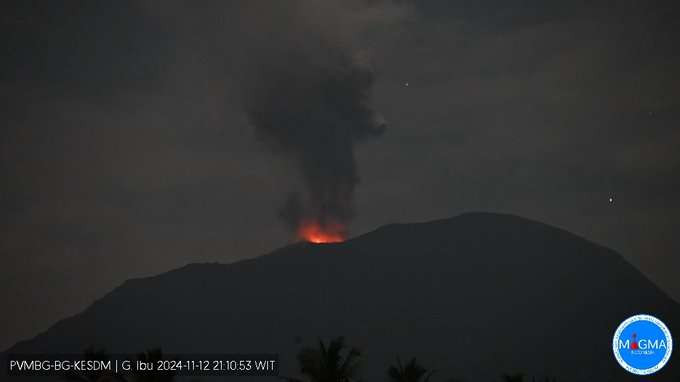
240, 1, 389, 237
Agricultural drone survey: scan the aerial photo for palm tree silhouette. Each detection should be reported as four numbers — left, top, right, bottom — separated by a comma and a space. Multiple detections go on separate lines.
132, 348, 174, 382
501, 372, 525, 382
60, 347, 126, 382
387, 357, 434, 382
283, 336, 361, 382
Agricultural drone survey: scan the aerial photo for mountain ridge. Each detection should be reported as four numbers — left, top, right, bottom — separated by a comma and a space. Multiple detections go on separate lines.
4, 212, 680, 381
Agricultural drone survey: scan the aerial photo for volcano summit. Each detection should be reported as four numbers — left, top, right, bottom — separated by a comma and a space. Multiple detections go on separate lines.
4, 213, 680, 381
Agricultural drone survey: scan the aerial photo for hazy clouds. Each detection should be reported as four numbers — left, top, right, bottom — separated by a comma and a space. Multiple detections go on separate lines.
1, 0, 679, 350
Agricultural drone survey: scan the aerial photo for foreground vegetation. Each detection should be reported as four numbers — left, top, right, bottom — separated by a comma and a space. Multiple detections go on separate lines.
62, 338, 566, 382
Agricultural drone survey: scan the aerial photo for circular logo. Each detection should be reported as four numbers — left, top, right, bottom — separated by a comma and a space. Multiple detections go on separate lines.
612, 314, 673, 375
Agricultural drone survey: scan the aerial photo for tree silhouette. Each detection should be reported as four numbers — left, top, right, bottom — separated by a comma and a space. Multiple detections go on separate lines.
58, 346, 181, 382
501, 372, 525, 382
387, 357, 435, 382
132, 348, 174, 382
284, 337, 362, 382
60, 347, 125, 382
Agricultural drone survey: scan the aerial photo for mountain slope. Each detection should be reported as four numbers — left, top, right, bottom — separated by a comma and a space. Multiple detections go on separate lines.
5, 213, 680, 381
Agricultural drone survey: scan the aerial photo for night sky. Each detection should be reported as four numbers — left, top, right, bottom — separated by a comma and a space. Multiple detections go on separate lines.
1, 0, 679, 350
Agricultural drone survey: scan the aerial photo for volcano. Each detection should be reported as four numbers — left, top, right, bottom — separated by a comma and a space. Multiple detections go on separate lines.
3, 213, 680, 381
297, 219, 346, 243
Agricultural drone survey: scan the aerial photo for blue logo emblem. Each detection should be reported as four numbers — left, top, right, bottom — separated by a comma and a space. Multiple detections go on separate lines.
613, 314, 673, 375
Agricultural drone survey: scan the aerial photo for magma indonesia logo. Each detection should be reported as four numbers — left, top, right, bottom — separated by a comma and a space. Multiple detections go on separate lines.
613, 314, 673, 375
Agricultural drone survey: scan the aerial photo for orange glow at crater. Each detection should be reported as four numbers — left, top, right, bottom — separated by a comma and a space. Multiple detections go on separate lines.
298, 220, 345, 244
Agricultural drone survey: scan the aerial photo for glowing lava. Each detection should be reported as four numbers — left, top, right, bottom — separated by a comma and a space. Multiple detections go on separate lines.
298, 220, 345, 244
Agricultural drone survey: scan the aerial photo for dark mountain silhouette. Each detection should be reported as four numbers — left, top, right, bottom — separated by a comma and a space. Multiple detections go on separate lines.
4, 213, 680, 381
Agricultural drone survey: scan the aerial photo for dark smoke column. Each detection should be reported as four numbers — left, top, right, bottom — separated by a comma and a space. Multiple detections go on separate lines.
242, 31, 385, 242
